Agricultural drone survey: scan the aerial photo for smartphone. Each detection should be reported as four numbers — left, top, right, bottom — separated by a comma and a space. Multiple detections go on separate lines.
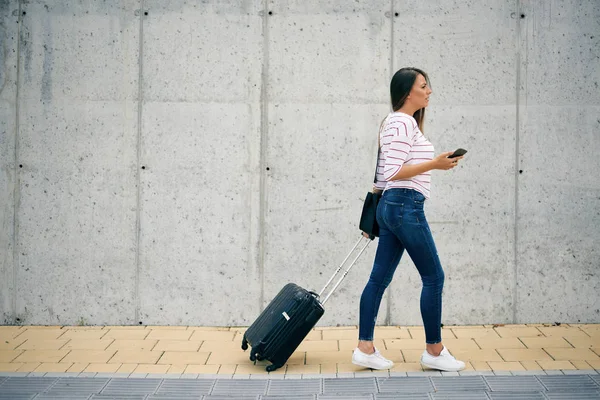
448, 148, 467, 158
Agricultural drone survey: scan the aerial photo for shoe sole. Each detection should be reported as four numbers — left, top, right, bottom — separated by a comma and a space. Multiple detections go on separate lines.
352, 359, 394, 370
420, 360, 464, 372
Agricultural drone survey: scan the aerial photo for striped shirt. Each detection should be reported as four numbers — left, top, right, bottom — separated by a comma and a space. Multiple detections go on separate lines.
374, 112, 435, 198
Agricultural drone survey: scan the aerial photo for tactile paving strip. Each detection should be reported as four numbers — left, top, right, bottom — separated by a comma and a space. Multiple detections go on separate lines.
375, 393, 430, 400
322, 378, 377, 394
0, 394, 36, 400
487, 393, 547, 400
155, 379, 214, 396
537, 375, 599, 392
431, 392, 490, 400
377, 377, 434, 393
267, 379, 321, 396
33, 395, 92, 400
544, 392, 600, 400
261, 396, 315, 400
99, 378, 162, 396
0, 377, 57, 393
431, 376, 489, 392
484, 376, 546, 392
44, 377, 109, 396
210, 380, 268, 396
317, 395, 373, 400
91, 395, 147, 399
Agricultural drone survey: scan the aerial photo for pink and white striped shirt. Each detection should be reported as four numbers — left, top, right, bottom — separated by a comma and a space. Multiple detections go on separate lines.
374, 112, 435, 198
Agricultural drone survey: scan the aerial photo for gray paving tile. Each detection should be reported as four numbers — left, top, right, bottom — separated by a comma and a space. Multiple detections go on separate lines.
33, 395, 92, 400
147, 396, 201, 400
156, 379, 213, 396
322, 377, 376, 394
375, 394, 430, 400
431, 376, 489, 391
484, 375, 545, 392
202, 396, 259, 400
267, 379, 321, 396
90, 395, 147, 399
376, 377, 434, 393
544, 392, 600, 400
47, 377, 109, 395
284, 374, 303, 380
211, 379, 267, 396
430, 392, 489, 400
0, 378, 5, 386
537, 374, 599, 391
261, 396, 315, 400
487, 393, 546, 400
0, 377, 58, 393
563, 370, 598, 375
99, 378, 162, 395
591, 374, 600, 386
0, 394, 37, 400
0, 373, 30, 377
317, 395, 373, 400
407, 371, 442, 377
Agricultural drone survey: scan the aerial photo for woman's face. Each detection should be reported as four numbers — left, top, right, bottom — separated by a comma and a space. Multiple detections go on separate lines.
408, 74, 432, 109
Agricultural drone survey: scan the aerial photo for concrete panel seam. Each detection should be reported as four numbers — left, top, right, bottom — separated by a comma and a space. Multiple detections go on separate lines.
257, 0, 270, 312
135, 0, 145, 324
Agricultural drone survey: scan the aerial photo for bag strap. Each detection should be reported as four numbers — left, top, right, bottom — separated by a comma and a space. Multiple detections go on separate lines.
373, 117, 386, 184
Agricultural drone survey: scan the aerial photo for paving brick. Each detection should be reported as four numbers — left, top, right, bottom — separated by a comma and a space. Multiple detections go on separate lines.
61, 350, 117, 364
285, 364, 320, 374
373, 327, 412, 339
520, 361, 543, 370
103, 325, 147, 330
108, 350, 163, 364
452, 328, 500, 339
116, 363, 137, 373
0, 339, 26, 350
563, 336, 600, 348
152, 340, 202, 352
470, 361, 492, 371
407, 328, 425, 340
14, 339, 69, 350
321, 329, 358, 341
496, 348, 553, 362
59, 329, 108, 340
234, 363, 269, 374
389, 362, 423, 372
217, 364, 237, 374
448, 349, 503, 362
536, 360, 577, 370
306, 351, 351, 364
13, 350, 69, 363
83, 363, 121, 373
544, 347, 600, 361
303, 330, 322, 341
580, 325, 600, 337
384, 339, 426, 350
494, 327, 543, 338
320, 363, 337, 374
519, 337, 572, 349
473, 337, 525, 349
188, 330, 236, 341
206, 349, 261, 365
587, 358, 600, 369
337, 363, 370, 373
199, 340, 243, 352
133, 364, 170, 373
66, 363, 89, 373
157, 351, 210, 365
33, 362, 72, 372
570, 360, 594, 370
16, 362, 41, 372
0, 350, 24, 362
182, 364, 220, 374
146, 325, 190, 330
341, 339, 387, 352
145, 329, 193, 341
61, 339, 114, 350
13, 328, 64, 340
0, 362, 22, 372
440, 338, 480, 351
296, 340, 338, 352
537, 326, 590, 337
0, 326, 25, 339
105, 339, 158, 351
488, 361, 526, 371
102, 329, 151, 340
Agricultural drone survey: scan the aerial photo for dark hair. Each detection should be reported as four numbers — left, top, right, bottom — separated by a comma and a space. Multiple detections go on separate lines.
390, 67, 429, 131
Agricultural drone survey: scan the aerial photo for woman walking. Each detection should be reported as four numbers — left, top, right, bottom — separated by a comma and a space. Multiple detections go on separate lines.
352, 67, 466, 372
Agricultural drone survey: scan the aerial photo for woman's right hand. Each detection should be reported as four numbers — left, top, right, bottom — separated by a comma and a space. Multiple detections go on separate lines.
433, 151, 463, 170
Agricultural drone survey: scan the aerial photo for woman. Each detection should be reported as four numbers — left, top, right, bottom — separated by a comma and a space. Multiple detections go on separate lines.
352, 67, 465, 372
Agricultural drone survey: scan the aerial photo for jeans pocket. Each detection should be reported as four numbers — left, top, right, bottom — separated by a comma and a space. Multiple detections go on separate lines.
381, 200, 403, 229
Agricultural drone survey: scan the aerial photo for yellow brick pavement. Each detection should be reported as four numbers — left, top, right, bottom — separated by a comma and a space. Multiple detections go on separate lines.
0, 324, 598, 375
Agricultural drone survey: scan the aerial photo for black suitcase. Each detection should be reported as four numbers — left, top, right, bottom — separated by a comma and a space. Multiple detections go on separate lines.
241, 236, 371, 371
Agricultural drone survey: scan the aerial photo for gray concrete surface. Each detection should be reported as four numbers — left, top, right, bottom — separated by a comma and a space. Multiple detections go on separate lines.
0, 0, 599, 326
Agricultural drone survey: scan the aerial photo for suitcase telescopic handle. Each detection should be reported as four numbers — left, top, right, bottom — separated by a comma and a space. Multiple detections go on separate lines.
318, 236, 371, 305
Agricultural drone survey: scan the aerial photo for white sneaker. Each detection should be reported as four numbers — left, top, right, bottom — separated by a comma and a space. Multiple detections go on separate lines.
352, 347, 394, 370
420, 346, 465, 372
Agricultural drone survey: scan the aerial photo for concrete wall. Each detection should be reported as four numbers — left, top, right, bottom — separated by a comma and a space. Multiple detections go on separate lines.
0, 0, 598, 326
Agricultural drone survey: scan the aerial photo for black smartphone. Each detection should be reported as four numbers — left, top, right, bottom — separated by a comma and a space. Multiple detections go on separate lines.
448, 148, 467, 158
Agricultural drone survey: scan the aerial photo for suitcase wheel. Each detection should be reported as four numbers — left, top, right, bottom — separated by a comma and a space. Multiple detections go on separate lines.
241, 339, 248, 351
266, 364, 280, 372
249, 352, 257, 362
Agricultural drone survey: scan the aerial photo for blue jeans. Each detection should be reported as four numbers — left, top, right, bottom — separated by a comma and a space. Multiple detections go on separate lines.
359, 188, 445, 344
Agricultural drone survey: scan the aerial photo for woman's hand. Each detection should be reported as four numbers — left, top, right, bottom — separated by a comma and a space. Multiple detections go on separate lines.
433, 151, 464, 170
